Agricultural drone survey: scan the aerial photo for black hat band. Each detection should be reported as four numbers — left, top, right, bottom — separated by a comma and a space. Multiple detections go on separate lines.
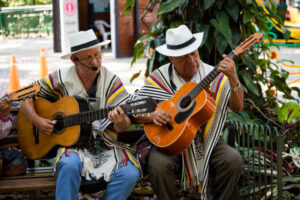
166, 36, 196, 50
71, 39, 100, 52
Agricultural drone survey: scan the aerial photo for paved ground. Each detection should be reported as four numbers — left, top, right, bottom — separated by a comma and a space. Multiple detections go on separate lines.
0, 35, 147, 96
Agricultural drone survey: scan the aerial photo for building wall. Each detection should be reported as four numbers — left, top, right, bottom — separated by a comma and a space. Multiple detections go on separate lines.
116, 0, 135, 57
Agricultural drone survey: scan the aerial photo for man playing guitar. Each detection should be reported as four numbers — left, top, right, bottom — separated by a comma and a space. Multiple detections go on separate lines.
20, 30, 140, 200
136, 25, 244, 200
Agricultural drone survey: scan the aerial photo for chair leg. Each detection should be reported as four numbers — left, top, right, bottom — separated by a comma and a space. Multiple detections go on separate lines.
104, 35, 108, 49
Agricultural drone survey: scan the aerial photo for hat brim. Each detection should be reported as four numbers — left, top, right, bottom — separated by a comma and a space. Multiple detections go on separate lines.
60, 40, 111, 59
155, 32, 203, 57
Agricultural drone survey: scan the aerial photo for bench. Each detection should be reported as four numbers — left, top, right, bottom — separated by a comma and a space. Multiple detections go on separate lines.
0, 168, 56, 192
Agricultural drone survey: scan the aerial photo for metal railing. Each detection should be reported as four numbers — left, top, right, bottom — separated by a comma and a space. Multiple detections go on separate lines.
0, 5, 52, 38
225, 121, 283, 200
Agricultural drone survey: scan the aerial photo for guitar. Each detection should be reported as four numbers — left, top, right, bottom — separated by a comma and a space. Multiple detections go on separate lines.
17, 96, 156, 160
2, 84, 41, 101
145, 33, 263, 155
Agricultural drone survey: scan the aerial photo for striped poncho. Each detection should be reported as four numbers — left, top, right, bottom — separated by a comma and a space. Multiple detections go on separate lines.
137, 62, 231, 200
36, 65, 140, 181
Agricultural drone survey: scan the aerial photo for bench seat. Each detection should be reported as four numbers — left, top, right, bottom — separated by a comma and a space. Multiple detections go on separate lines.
0, 172, 56, 192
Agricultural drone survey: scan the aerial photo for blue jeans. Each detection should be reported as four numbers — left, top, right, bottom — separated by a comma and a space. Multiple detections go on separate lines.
56, 152, 140, 200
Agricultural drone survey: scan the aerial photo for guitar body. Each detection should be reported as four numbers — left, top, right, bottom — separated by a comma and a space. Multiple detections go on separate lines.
17, 96, 91, 160
144, 82, 216, 155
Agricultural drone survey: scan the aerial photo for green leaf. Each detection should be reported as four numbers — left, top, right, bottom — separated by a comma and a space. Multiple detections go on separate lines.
240, 70, 260, 96
122, 0, 135, 16
278, 102, 300, 123
215, 0, 224, 9
195, 24, 209, 46
131, 42, 144, 66
231, 26, 241, 47
170, 21, 182, 28
216, 32, 228, 55
157, 0, 186, 15
283, 176, 300, 182
242, 9, 252, 24
282, 27, 291, 41
130, 71, 141, 83
242, 55, 257, 72
282, 184, 300, 190
224, 2, 240, 22
210, 11, 232, 44
256, 18, 270, 34
150, 21, 163, 36
148, 50, 156, 73
204, 32, 214, 54
204, 0, 216, 9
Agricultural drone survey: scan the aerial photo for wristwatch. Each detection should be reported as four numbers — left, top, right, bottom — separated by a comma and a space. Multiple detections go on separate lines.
231, 83, 241, 92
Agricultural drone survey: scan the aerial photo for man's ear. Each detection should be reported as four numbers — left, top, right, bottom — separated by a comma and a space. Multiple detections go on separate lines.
70, 55, 76, 64
168, 56, 174, 63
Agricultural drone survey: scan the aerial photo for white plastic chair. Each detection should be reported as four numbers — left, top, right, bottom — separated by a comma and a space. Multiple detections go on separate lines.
94, 20, 111, 49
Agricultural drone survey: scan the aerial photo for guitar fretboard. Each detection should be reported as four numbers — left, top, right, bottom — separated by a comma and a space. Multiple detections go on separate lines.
61, 105, 125, 127
189, 50, 236, 99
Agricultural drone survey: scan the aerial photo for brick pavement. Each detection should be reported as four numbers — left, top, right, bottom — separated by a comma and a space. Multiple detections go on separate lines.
0, 35, 146, 96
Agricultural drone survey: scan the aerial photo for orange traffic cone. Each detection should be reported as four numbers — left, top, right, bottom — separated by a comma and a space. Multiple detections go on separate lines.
5, 55, 20, 94
39, 48, 48, 79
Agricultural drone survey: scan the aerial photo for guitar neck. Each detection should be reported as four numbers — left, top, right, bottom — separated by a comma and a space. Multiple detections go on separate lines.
189, 50, 237, 99
62, 105, 126, 127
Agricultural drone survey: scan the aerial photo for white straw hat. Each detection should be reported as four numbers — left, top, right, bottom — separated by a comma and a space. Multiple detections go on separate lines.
156, 25, 203, 57
61, 29, 111, 59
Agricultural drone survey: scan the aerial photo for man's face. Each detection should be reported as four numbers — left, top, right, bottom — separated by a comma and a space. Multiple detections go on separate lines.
72, 47, 102, 72
169, 50, 201, 81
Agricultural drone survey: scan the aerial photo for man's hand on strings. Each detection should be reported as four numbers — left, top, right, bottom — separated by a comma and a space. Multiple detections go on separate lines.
150, 109, 171, 126
218, 54, 238, 80
108, 106, 131, 132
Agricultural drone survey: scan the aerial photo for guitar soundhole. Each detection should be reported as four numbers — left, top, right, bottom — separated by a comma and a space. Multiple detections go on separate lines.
180, 96, 192, 109
54, 114, 64, 133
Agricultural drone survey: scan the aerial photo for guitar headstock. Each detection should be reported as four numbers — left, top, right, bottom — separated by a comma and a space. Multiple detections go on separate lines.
234, 33, 263, 56
7, 84, 41, 101
123, 98, 157, 116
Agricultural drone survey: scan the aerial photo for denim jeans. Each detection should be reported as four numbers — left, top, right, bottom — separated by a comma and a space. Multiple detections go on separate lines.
56, 152, 140, 200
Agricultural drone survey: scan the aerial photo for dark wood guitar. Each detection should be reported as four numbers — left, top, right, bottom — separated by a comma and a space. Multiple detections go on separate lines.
2, 84, 41, 101
17, 97, 156, 160
145, 33, 263, 155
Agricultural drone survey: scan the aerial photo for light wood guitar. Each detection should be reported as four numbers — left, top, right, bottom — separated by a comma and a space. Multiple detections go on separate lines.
145, 33, 263, 155
2, 84, 41, 101
17, 97, 156, 160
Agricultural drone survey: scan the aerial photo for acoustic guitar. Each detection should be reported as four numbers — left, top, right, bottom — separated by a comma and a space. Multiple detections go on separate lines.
17, 97, 156, 160
145, 33, 263, 155
2, 84, 41, 101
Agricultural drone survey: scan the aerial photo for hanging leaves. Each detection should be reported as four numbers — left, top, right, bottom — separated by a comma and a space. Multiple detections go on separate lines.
123, 0, 136, 16
156, 0, 186, 15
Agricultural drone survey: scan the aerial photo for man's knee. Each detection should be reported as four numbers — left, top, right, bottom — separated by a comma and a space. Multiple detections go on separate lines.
114, 162, 140, 186
123, 164, 140, 183
225, 149, 243, 174
148, 149, 178, 175
57, 153, 82, 174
